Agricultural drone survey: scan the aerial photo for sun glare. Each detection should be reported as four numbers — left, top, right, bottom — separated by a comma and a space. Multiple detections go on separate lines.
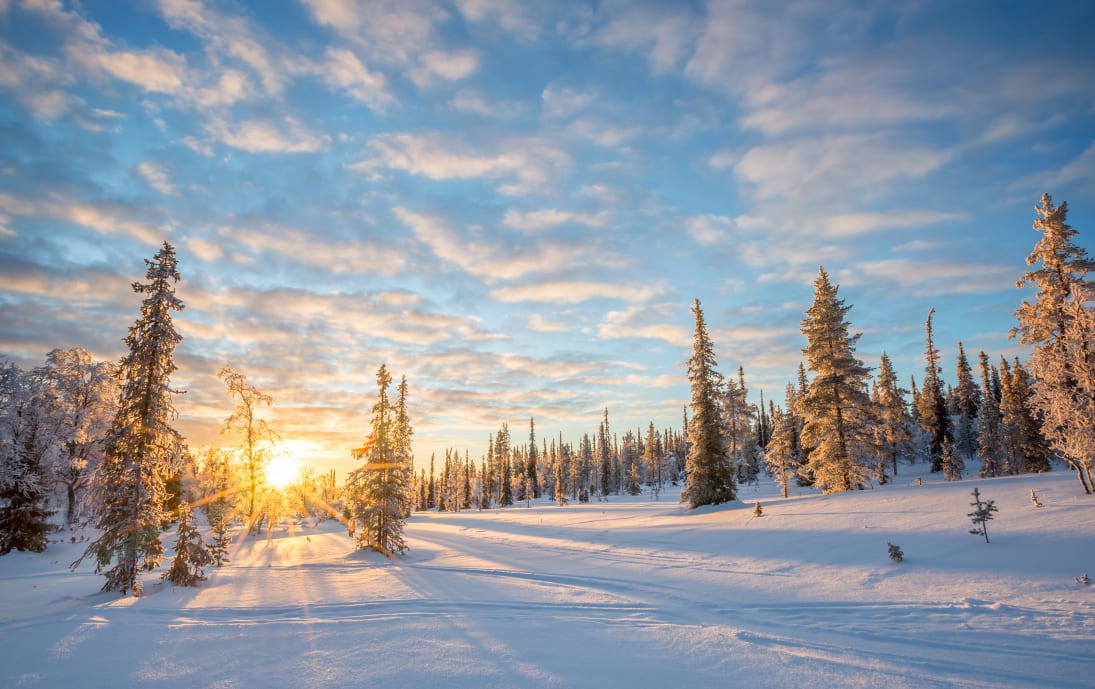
266, 455, 301, 490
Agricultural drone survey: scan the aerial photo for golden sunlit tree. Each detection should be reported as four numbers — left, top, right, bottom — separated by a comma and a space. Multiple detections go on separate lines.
218, 366, 278, 533
345, 365, 409, 556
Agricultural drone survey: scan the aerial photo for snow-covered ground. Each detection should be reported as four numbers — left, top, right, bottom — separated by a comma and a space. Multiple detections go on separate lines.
2, 468, 1093, 689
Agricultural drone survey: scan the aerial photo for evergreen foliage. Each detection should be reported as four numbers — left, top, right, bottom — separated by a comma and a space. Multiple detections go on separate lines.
976, 352, 1005, 477
967, 487, 998, 543
682, 300, 736, 508
799, 268, 874, 494
162, 503, 210, 586
346, 365, 409, 556
77, 242, 185, 596
917, 309, 951, 471
887, 542, 904, 563
874, 353, 913, 481
0, 364, 56, 555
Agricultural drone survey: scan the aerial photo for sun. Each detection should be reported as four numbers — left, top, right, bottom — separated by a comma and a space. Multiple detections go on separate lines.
266, 454, 301, 490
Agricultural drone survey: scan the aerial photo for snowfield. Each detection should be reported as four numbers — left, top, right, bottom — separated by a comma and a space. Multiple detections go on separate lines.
2, 468, 1093, 689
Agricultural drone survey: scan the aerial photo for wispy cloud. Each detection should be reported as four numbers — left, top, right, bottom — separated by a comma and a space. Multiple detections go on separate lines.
502, 208, 607, 232
823, 210, 966, 237
204, 116, 329, 154
135, 162, 178, 196
493, 281, 664, 304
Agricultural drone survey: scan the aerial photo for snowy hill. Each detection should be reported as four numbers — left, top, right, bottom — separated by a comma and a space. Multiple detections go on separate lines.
1, 468, 1093, 689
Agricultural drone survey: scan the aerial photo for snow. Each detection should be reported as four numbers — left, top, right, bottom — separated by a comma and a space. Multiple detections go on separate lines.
2, 468, 1093, 689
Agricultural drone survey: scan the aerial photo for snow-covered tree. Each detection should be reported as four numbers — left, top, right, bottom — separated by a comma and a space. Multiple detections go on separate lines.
1030, 285, 1095, 492
162, 502, 210, 586
643, 422, 663, 500
0, 363, 57, 555
764, 406, 798, 499
873, 352, 913, 481
345, 365, 408, 556
36, 348, 117, 528
976, 352, 1005, 477
78, 242, 185, 596
218, 366, 277, 533
196, 447, 233, 566
940, 437, 964, 481
393, 376, 415, 516
917, 309, 951, 471
1014, 194, 1095, 493
682, 299, 735, 508
799, 268, 874, 494
724, 367, 759, 484
951, 342, 980, 465
967, 487, 998, 543
999, 358, 1050, 474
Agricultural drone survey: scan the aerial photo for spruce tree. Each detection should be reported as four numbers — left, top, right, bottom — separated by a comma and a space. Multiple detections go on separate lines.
917, 309, 951, 471
951, 342, 980, 464
1015, 194, 1095, 493
976, 352, 1005, 477
799, 268, 874, 494
682, 299, 735, 508
77, 242, 185, 596
1000, 359, 1050, 474
0, 364, 56, 555
346, 365, 408, 556
875, 353, 913, 480
764, 406, 798, 499
393, 376, 415, 516
162, 502, 210, 586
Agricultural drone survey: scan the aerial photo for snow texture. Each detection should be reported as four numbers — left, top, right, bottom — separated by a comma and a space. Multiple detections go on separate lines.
1, 469, 1092, 689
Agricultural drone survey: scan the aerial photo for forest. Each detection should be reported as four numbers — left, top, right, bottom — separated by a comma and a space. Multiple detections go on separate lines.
0, 193, 1092, 596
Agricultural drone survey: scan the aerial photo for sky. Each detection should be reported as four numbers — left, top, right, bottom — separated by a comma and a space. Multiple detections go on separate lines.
1, 0, 1094, 477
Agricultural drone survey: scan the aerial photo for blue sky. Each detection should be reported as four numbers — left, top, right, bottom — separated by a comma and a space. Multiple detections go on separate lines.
1, 0, 1093, 475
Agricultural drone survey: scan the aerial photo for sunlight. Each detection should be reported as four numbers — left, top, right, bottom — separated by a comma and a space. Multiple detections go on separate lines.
266, 454, 301, 490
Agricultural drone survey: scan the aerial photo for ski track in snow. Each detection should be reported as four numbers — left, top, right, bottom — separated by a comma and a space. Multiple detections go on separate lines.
1, 471, 1093, 689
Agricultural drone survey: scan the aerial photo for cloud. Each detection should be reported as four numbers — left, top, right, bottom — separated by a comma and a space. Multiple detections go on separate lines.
541, 84, 596, 119
394, 207, 606, 283
502, 208, 607, 232
593, 3, 698, 74
1019, 139, 1095, 192
686, 214, 734, 246
734, 134, 953, 204
352, 131, 568, 195
136, 162, 179, 196
596, 303, 689, 347
823, 210, 966, 237
0, 193, 166, 246
228, 224, 408, 276
205, 116, 330, 154
492, 281, 665, 304
318, 48, 394, 111
527, 313, 570, 333
454, 0, 539, 39
856, 259, 1017, 296
449, 88, 526, 118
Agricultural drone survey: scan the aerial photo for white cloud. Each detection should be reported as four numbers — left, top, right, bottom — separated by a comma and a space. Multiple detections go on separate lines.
492, 281, 664, 304
449, 88, 525, 118
502, 208, 607, 232
320, 48, 394, 111
734, 134, 953, 203
136, 161, 179, 196
205, 116, 329, 154
823, 210, 966, 237
352, 131, 567, 195
394, 207, 605, 283
411, 49, 478, 85
527, 313, 570, 333
686, 214, 734, 246
454, 0, 539, 39
541, 84, 596, 119
857, 259, 1016, 296
594, 4, 698, 74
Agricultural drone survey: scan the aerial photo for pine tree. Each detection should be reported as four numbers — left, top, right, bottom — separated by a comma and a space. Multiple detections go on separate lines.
1030, 285, 1095, 492
1000, 359, 1050, 474
940, 437, 964, 481
162, 502, 210, 586
346, 365, 408, 556
393, 376, 415, 517
952, 342, 980, 463
976, 352, 1005, 477
799, 268, 874, 494
197, 447, 233, 566
1015, 194, 1095, 494
874, 352, 913, 480
0, 364, 56, 555
527, 417, 539, 499
77, 242, 185, 596
764, 406, 798, 499
682, 299, 736, 508
643, 421, 662, 500
967, 487, 997, 543
917, 309, 951, 471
